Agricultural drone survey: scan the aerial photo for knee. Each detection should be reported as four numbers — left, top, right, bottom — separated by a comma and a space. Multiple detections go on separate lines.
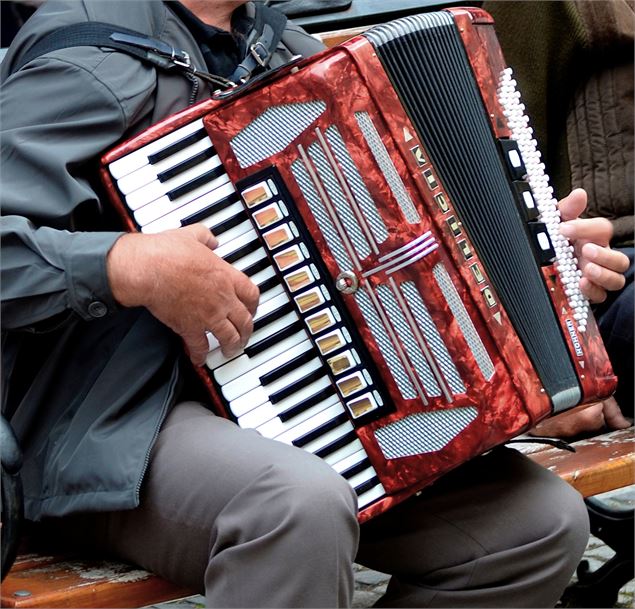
273, 452, 358, 523
538, 480, 590, 574
260, 451, 360, 548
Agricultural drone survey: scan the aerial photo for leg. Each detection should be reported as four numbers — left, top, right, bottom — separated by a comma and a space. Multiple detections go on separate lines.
595, 247, 634, 417
356, 447, 589, 608
53, 401, 359, 608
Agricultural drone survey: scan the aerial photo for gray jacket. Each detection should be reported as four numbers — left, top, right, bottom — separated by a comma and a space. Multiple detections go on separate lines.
0, 0, 324, 521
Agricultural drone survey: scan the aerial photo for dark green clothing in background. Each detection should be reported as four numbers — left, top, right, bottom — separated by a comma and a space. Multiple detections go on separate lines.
484, 0, 634, 246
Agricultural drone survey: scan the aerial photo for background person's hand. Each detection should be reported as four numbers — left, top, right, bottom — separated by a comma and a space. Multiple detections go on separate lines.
107, 224, 259, 365
558, 189, 629, 303
530, 396, 631, 438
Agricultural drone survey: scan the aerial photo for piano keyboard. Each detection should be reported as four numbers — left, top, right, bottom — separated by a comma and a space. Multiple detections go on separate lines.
108, 120, 386, 510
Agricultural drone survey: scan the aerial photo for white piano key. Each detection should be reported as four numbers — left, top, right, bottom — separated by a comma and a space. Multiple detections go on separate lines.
205, 310, 299, 370
133, 170, 229, 226
201, 201, 245, 232
267, 402, 346, 446
251, 266, 275, 286
323, 438, 365, 467
234, 374, 332, 428
348, 466, 378, 491
109, 118, 205, 179
246, 357, 327, 410
221, 339, 314, 404
212, 330, 309, 385
301, 420, 354, 456
117, 137, 213, 195
357, 482, 386, 509
252, 291, 291, 323
221, 340, 312, 406
211, 220, 253, 247
254, 394, 341, 439
140, 180, 235, 233
233, 248, 267, 273
214, 228, 258, 258
330, 448, 368, 475
126, 154, 223, 211
257, 280, 286, 304
247, 311, 299, 346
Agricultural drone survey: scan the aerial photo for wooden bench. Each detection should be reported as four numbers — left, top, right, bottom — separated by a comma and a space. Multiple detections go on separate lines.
514, 427, 635, 499
2, 427, 633, 608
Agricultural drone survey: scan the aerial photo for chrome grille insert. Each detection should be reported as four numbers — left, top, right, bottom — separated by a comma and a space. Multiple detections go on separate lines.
323, 126, 389, 244
375, 407, 478, 458
231, 101, 326, 168
355, 111, 421, 224
401, 281, 466, 395
432, 263, 495, 380
307, 141, 372, 260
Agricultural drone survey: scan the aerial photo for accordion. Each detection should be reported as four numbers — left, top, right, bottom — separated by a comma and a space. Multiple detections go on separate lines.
101, 7, 616, 522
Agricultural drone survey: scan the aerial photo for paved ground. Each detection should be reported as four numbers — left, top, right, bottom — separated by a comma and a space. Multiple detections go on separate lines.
151, 486, 634, 609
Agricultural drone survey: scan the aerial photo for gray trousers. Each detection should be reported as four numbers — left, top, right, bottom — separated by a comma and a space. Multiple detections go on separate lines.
58, 401, 589, 608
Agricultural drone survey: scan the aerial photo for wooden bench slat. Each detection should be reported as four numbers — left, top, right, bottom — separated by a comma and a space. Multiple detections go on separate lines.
315, 26, 369, 48
522, 428, 634, 497
1, 555, 192, 608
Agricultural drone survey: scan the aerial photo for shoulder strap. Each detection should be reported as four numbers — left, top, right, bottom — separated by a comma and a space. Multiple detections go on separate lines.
10, 21, 195, 75
229, 3, 288, 84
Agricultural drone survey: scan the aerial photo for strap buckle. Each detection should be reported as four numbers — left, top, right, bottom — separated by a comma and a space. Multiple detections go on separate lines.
169, 48, 191, 69
249, 41, 269, 68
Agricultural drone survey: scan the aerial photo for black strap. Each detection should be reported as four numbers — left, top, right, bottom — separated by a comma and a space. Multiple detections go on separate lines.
11, 8, 288, 89
11, 22, 195, 75
229, 4, 288, 84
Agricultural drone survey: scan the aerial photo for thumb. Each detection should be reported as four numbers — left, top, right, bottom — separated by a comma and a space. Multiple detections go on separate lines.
181, 223, 218, 250
558, 188, 587, 222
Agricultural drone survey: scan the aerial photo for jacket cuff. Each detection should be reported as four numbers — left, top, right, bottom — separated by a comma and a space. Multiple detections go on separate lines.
65, 231, 125, 321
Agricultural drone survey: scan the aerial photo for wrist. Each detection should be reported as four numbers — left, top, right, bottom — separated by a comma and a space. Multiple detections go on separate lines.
106, 233, 156, 308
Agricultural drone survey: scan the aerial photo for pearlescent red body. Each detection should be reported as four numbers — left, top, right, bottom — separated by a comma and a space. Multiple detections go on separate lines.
100, 7, 616, 522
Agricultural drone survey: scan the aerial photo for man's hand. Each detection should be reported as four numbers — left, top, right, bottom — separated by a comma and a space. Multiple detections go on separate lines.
558, 189, 629, 303
530, 396, 631, 438
107, 224, 259, 366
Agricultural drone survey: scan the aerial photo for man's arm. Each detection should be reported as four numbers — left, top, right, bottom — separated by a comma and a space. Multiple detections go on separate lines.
107, 226, 259, 365
1, 54, 258, 362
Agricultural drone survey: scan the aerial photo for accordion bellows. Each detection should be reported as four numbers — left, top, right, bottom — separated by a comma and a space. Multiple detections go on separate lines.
101, 7, 616, 521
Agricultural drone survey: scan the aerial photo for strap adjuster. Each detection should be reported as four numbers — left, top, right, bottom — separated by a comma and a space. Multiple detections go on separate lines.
250, 41, 269, 68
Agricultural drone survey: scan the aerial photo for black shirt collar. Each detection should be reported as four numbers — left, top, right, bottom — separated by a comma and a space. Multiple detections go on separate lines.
165, 2, 252, 78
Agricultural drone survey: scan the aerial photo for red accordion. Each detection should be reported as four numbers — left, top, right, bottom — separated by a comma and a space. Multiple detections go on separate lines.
101, 7, 616, 522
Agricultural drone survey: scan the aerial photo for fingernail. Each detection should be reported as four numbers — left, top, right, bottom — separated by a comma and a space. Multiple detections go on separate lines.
559, 224, 574, 237
586, 263, 601, 279
583, 243, 598, 259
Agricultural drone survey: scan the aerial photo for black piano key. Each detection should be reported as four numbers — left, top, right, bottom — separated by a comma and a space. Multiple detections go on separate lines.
243, 258, 271, 278
315, 430, 358, 460
157, 147, 216, 183
253, 301, 294, 333
270, 368, 328, 405
354, 476, 380, 496
210, 210, 249, 236
278, 386, 336, 422
179, 192, 240, 227
148, 129, 209, 164
257, 275, 280, 294
260, 348, 318, 386
244, 320, 304, 358
340, 458, 372, 481
224, 239, 261, 265
167, 165, 226, 201
292, 412, 348, 448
